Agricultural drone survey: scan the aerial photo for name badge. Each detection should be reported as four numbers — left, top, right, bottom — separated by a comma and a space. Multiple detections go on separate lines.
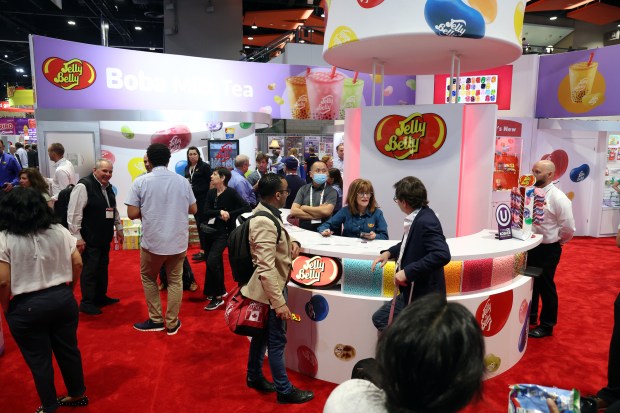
106, 208, 114, 219
311, 219, 321, 224
208, 218, 216, 225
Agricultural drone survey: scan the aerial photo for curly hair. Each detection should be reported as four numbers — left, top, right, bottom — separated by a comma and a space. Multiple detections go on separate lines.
0, 187, 57, 235
146, 143, 171, 168
19, 168, 51, 196
376, 294, 485, 413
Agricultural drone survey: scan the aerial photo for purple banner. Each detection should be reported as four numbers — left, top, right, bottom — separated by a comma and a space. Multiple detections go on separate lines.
31, 36, 416, 120
536, 44, 620, 118
0, 119, 16, 135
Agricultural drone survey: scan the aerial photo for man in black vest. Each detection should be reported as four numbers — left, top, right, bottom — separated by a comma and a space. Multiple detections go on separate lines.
67, 159, 124, 315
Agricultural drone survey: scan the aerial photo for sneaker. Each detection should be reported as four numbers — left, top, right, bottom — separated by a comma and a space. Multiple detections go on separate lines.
204, 298, 224, 311
277, 387, 314, 404
133, 319, 165, 332
167, 320, 181, 336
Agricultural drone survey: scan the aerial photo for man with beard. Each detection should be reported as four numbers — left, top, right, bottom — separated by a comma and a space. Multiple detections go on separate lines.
528, 160, 575, 338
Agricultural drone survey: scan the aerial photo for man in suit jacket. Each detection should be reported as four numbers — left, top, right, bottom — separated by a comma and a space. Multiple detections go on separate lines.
371, 176, 451, 331
242, 173, 314, 404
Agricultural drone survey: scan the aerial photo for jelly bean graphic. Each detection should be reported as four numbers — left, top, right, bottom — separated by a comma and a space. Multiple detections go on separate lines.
274, 95, 284, 105
111, 184, 118, 196
569, 164, 590, 183
424, 0, 486, 39
582, 93, 604, 106
406, 79, 416, 91
121, 125, 135, 139
518, 318, 528, 352
566, 191, 575, 201
239, 122, 253, 129
267, 83, 276, 90
128, 157, 147, 181
259, 106, 272, 115
206, 122, 222, 132
334, 344, 356, 361
305, 295, 329, 322
151, 125, 192, 153
518, 299, 528, 324
484, 353, 501, 373
297, 345, 318, 377
468, 0, 497, 23
101, 149, 116, 164
514, 2, 525, 41
329, 26, 359, 49
175, 160, 188, 176
383, 86, 393, 97
357, 0, 384, 8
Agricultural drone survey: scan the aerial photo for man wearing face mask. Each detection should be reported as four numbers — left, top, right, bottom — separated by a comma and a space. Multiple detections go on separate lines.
528, 160, 575, 339
290, 161, 337, 231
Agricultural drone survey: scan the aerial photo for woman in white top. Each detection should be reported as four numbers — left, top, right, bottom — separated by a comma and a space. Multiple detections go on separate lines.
0, 187, 87, 413
324, 294, 485, 413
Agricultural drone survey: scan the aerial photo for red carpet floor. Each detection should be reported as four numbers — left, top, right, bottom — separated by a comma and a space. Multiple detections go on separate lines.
0, 236, 617, 413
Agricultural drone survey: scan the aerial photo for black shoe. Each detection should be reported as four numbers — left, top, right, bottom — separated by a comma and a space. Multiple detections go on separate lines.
192, 252, 206, 262
57, 395, 89, 407
95, 296, 120, 307
528, 325, 553, 338
79, 303, 102, 315
277, 387, 314, 404
247, 377, 276, 393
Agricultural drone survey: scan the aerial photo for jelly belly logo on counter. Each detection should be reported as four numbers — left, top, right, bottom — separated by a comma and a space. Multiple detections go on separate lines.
291, 255, 342, 288
374, 112, 447, 160
475, 290, 513, 337
42, 57, 97, 90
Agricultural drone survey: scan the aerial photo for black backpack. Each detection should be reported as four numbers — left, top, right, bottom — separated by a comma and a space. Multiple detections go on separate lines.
54, 184, 75, 228
228, 211, 282, 285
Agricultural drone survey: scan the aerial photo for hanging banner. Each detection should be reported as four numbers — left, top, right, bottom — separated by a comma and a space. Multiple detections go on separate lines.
31, 36, 416, 120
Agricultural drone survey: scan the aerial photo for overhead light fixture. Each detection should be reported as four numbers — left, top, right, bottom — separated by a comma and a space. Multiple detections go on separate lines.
549, 16, 557, 21
251, 21, 257, 29
248, 36, 254, 40
244, 45, 250, 49
3, 55, 7, 58
23, 74, 28, 77
135, 26, 142, 31
149, 48, 156, 51
68, 20, 76, 25
321, 12, 325, 17
300, 40, 305, 43
15, 68, 24, 73
565, 0, 596, 10
249, 57, 254, 60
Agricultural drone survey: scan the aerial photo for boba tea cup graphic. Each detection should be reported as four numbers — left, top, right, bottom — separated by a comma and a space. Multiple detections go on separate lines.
306, 70, 345, 120
286, 76, 310, 119
339, 77, 365, 119
569, 61, 598, 103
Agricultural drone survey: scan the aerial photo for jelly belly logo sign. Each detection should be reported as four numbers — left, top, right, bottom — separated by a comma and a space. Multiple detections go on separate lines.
374, 112, 447, 160
42, 58, 97, 90
475, 290, 513, 337
291, 256, 342, 288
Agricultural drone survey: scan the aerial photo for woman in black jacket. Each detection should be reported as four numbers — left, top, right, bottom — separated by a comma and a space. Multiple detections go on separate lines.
185, 146, 212, 264
202, 167, 250, 310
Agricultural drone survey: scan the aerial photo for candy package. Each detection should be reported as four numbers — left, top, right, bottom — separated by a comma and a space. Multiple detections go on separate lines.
508, 384, 580, 413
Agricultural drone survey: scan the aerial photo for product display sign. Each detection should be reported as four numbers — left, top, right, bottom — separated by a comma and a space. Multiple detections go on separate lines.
374, 112, 447, 160
290, 255, 342, 289
208, 140, 239, 170
536, 44, 620, 118
31, 36, 415, 120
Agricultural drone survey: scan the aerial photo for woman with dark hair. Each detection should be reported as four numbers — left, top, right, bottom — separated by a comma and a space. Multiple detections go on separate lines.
0, 187, 87, 413
323, 294, 485, 413
185, 146, 212, 266
19, 167, 53, 208
327, 168, 343, 212
202, 167, 251, 310
318, 178, 388, 240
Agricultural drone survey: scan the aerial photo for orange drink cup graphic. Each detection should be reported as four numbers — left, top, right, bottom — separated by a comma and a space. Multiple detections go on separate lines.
339, 78, 365, 119
568, 61, 598, 103
286, 76, 310, 119
306, 71, 345, 120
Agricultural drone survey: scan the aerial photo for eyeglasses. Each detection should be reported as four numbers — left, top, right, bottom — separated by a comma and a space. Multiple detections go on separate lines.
357, 192, 373, 198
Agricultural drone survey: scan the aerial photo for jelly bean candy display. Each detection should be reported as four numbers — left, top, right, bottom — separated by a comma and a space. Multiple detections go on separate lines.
424, 0, 486, 39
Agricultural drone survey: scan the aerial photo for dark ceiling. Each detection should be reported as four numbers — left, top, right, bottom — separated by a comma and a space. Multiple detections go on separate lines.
1, 0, 619, 102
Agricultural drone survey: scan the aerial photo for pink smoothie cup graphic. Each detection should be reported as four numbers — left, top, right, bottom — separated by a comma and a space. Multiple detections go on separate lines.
286, 76, 310, 119
569, 61, 598, 103
339, 77, 365, 119
306, 71, 345, 120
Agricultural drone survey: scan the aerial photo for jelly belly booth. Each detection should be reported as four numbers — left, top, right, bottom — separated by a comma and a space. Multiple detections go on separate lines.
19, 0, 620, 388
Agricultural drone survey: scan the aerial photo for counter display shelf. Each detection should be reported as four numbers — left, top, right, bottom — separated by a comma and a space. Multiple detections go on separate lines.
280, 218, 542, 384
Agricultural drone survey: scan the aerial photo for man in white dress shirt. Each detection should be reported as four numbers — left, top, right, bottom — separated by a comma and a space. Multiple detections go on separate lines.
14, 142, 28, 168
48, 143, 77, 200
333, 143, 344, 174
528, 160, 576, 338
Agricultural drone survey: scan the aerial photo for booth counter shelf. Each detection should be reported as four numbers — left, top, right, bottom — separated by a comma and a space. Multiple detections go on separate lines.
279, 212, 542, 384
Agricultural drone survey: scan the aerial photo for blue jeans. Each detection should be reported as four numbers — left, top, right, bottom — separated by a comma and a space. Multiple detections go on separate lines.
372, 294, 406, 332
247, 289, 292, 394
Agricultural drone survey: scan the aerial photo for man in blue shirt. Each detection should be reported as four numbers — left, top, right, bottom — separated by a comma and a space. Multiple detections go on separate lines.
0, 140, 21, 198
229, 154, 256, 207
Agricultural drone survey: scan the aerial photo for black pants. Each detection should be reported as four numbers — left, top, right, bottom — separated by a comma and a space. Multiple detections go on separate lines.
204, 232, 228, 297
528, 242, 562, 328
598, 292, 620, 406
195, 199, 207, 252
80, 243, 111, 306
371, 294, 406, 332
7, 284, 86, 413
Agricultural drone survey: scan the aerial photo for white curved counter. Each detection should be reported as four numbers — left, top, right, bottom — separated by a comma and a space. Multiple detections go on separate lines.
279, 210, 542, 384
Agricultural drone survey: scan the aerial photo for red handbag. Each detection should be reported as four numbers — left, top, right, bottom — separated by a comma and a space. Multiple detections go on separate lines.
224, 285, 269, 337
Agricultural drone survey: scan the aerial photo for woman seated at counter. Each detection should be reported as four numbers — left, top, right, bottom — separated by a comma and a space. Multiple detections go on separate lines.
318, 178, 388, 241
